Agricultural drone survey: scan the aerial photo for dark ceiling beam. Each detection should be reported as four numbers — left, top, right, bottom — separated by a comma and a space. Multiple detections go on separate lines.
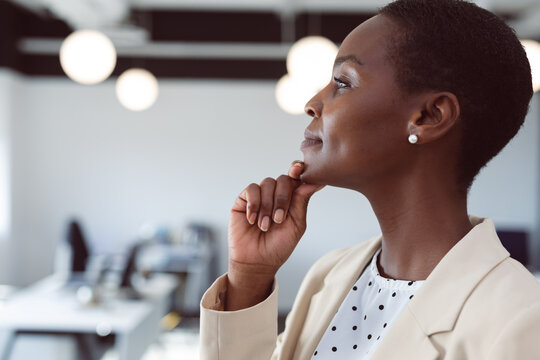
19, 54, 287, 80
1, 0, 71, 74
129, 9, 374, 44
132, 10, 284, 43
294, 12, 373, 43
0, 1, 20, 70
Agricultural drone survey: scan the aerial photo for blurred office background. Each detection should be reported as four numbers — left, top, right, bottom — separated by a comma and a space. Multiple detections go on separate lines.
0, 0, 539, 359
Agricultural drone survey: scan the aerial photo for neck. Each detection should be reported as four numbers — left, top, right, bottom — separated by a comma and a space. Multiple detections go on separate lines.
364, 178, 473, 281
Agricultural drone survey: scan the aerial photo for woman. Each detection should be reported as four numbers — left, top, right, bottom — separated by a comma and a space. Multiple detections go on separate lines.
200, 0, 540, 359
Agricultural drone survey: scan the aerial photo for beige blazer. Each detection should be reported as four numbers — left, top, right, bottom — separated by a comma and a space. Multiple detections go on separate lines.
200, 215, 540, 359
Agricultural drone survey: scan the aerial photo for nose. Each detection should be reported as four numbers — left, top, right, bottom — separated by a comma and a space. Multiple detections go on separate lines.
304, 92, 323, 119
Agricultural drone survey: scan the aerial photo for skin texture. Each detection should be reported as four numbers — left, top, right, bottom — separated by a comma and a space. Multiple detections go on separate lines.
226, 14, 473, 311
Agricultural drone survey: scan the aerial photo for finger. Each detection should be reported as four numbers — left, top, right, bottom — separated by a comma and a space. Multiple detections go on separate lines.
242, 183, 261, 225
288, 161, 304, 180
258, 177, 276, 232
232, 194, 247, 213
272, 175, 295, 224
288, 183, 326, 225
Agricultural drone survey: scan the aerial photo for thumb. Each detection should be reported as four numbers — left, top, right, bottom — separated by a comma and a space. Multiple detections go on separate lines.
288, 182, 325, 222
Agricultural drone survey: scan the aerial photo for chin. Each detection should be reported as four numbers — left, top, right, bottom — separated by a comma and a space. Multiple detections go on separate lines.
300, 163, 359, 190
299, 165, 327, 186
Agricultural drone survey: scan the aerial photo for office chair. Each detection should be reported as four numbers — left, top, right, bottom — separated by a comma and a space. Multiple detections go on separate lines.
67, 220, 90, 273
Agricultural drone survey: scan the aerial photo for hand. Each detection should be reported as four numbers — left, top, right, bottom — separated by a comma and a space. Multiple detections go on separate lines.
226, 161, 325, 310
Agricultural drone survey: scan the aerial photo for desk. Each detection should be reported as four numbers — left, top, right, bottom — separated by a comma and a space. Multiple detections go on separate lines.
0, 274, 176, 360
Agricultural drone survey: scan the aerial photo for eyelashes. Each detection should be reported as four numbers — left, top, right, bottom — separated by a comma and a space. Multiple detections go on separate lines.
333, 76, 350, 89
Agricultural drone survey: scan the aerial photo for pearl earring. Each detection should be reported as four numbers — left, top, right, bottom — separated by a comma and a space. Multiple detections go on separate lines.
408, 134, 418, 144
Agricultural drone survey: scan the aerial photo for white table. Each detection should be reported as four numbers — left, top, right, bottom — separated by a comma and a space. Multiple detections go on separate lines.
0, 274, 177, 360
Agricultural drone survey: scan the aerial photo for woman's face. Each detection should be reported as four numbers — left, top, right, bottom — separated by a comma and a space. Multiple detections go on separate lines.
300, 15, 418, 191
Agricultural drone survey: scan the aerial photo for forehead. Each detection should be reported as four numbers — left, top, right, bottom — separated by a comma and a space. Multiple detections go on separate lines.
337, 15, 398, 65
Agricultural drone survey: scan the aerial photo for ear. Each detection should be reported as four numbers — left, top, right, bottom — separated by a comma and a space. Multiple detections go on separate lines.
407, 92, 461, 144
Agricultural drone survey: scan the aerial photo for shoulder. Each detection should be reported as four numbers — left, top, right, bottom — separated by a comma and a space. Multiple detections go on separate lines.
485, 295, 540, 358
481, 261, 540, 357
475, 257, 540, 308
457, 257, 540, 344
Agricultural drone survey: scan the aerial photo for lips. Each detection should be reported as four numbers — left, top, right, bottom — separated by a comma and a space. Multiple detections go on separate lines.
301, 129, 323, 150
304, 129, 322, 141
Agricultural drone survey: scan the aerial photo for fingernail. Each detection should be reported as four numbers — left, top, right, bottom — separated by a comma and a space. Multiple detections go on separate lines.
273, 209, 284, 224
293, 161, 304, 167
261, 216, 270, 232
248, 213, 257, 225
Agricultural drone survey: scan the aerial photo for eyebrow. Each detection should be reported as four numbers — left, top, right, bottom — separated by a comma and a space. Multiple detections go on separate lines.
334, 55, 364, 68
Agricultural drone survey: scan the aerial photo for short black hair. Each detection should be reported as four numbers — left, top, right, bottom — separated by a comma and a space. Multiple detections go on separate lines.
379, 0, 533, 195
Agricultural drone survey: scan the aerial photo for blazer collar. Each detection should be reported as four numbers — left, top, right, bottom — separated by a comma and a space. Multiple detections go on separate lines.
407, 215, 510, 335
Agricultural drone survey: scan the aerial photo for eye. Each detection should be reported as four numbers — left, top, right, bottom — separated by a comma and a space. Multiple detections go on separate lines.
333, 76, 349, 89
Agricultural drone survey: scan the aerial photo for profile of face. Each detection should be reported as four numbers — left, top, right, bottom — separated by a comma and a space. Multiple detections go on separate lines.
301, 15, 421, 191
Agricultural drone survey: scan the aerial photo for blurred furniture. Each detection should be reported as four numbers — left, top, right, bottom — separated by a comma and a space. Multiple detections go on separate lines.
55, 219, 99, 285
137, 223, 217, 315
0, 273, 177, 360
137, 241, 214, 314
67, 220, 90, 273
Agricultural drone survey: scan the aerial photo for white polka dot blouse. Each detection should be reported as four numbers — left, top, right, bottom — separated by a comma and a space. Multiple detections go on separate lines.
310, 247, 424, 359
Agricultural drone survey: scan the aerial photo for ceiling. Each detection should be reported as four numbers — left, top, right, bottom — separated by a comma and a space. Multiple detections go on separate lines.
10, 0, 540, 37
3, 0, 540, 80
130, 0, 540, 13
10, 0, 540, 12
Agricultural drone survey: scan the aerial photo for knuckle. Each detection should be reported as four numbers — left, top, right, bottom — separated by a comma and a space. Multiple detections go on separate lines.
246, 183, 259, 191
276, 174, 289, 182
260, 177, 276, 186
244, 184, 260, 206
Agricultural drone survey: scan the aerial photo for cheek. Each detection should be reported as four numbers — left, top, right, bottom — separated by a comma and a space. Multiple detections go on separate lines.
324, 108, 384, 158
326, 107, 405, 169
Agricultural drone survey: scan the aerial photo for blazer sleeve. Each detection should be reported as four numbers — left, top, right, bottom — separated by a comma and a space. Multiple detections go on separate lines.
486, 302, 540, 359
199, 274, 279, 360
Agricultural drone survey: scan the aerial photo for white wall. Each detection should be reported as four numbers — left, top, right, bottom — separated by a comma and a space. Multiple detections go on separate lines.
469, 94, 540, 267
0, 69, 16, 285
4, 74, 540, 312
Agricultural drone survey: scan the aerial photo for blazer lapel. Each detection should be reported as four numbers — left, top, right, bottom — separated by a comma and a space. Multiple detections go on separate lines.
293, 235, 383, 360
370, 307, 440, 360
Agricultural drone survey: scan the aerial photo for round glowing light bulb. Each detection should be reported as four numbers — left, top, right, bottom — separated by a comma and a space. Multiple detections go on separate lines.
116, 68, 159, 111
60, 30, 116, 85
521, 40, 540, 93
275, 74, 320, 115
286, 36, 338, 90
